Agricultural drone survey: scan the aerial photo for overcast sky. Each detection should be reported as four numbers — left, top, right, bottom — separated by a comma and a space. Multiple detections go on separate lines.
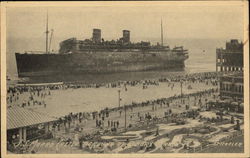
6, 1, 244, 42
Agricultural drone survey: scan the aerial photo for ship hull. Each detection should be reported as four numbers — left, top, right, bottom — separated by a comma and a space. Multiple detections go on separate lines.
15, 51, 188, 77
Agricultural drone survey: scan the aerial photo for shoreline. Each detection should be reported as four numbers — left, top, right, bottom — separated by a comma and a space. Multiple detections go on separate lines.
7, 71, 221, 86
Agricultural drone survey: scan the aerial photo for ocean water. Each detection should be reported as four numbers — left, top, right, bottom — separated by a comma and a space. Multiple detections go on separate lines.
6, 37, 226, 83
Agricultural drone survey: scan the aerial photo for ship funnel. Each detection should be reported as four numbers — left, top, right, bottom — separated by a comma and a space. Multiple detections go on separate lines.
92, 28, 101, 43
123, 30, 130, 43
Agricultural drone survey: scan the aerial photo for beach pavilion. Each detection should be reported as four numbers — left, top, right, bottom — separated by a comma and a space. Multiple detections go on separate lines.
7, 107, 57, 144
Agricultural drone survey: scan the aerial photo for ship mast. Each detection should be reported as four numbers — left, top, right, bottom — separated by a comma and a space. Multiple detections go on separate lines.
161, 19, 163, 46
45, 11, 49, 54
49, 29, 54, 53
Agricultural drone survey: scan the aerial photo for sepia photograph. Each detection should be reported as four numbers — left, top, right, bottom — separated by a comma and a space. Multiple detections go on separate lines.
1, 1, 249, 157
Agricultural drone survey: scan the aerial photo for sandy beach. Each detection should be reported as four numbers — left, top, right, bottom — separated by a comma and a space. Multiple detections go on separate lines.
7, 77, 217, 117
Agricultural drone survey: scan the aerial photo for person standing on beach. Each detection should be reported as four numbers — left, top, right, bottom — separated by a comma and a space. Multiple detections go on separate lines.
117, 121, 119, 128
99, 120, 102, 128
96, 119, 98, 127
111, 120, 113, 128
119, 110, 122, 117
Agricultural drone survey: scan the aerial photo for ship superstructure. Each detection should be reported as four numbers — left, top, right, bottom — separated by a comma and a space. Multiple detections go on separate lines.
59, 29, 177, 53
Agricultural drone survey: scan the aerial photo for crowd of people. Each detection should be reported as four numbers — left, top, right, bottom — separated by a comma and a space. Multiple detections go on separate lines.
7, 71, 218, 94
6, 71, 219, 112
7, 71, 227, 154
8, 85, 224, 154
48, 86, 218, 138
7, 85, 52, 108
52, 87, 219, 153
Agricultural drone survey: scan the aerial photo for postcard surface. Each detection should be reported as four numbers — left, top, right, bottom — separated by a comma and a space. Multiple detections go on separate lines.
1, 1, 249, 158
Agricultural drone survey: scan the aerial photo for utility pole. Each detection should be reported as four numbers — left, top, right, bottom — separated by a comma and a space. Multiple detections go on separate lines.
49, 29, 54, 53
124, 105, 127, 130
181, 80, 183, 97
117, 89, 126, 130
118, 90, 121, 107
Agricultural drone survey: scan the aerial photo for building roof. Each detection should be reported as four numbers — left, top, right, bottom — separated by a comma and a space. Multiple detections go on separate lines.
7, 107, 57, 130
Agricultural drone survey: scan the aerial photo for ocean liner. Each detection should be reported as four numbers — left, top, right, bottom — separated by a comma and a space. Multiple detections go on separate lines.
15, 16, 189, 77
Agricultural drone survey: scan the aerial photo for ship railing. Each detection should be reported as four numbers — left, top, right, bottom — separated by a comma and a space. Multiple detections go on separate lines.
24, 51, 46, 54
23, 51, 58, 54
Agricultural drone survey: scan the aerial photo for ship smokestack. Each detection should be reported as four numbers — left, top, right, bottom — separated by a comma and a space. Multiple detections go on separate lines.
92, 28, 101, 43
123, 30, 130, 43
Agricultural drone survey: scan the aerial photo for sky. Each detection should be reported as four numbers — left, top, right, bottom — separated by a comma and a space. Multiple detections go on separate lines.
6, 1, 245, 42
7, 1, 243, 39
4, 1, 246, 75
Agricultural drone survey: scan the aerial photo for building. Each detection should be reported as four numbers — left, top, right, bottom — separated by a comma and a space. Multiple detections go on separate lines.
216, 39, 243, 72
219, 72, 244, 113
217, 39, 244, 101
7, 107, 57, 145
219, 72, 244, 101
